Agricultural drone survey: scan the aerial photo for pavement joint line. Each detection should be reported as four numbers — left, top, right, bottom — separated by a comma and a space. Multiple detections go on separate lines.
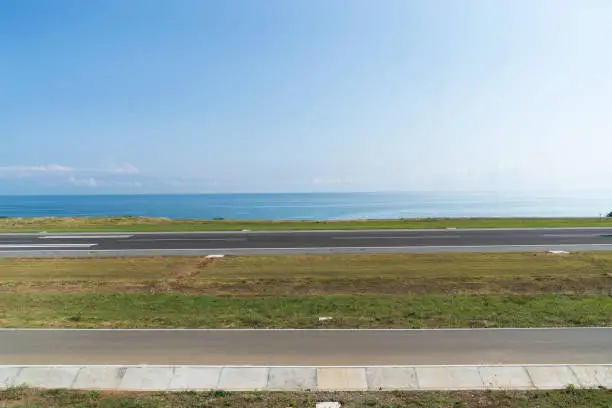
69, 367, 81, 389
568, 366, 580, 385
524, 366, 536, 388
524, 366, 535, 388
214, 367, 222, 389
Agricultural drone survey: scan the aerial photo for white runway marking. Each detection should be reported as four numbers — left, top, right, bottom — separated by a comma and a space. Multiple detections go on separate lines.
0, 244, 97, 248
39, 235, 133, 239
126, 238, 247, 242
332, 236, 461, 240
541, 234, 605, 238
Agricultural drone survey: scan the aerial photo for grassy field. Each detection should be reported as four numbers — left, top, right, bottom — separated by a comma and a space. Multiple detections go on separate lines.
1, 293, 608, 328
1, 216, 612, 232
2, 252, 612, 295
0, 252, 610, 328
2, 387, 611, 408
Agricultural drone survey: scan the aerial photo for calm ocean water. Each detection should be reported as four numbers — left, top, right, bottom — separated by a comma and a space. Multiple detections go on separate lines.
0, 193, 610, 220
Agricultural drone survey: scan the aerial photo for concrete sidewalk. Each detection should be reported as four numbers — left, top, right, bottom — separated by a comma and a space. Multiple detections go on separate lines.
2, 365, 610, 391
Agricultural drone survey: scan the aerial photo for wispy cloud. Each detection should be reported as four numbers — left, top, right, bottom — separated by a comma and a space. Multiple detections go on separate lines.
68, 176, 98, 187
0, 164, 73, 174
66, 176, 143, 188
0, 163, 139, 177
110, 163, 139, 174
312, 177, 355, 186
0, 162, 234, 193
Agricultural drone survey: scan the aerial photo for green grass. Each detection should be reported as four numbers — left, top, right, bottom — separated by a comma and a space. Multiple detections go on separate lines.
1, 216, 612, 232
0, 252, 610, 328
0, 293, 609, 328
1, 387, 610, 407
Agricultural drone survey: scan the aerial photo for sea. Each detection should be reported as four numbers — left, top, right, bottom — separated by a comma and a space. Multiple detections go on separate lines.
0, 192, 611, 220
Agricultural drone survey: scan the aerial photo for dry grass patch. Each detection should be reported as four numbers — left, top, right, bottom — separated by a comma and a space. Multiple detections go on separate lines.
0, 252, 610, 296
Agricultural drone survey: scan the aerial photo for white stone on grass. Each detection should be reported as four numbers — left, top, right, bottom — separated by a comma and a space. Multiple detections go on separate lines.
317, 368, 367, 391
366, 367, 418, 390
72, 367, 125, 389
218, 367, 269, 390
316, 403, 342, 408
206, 255, 225, 259
416, 366, 484, 390
118, 367, 174, 390
169, 367, 222, 390
16, 367, 80, 389
479, 366, 534, 390
526, 366, 579, 389
267, 367, 316, 390
570, 365, 612, 388
0, 367, 21, 389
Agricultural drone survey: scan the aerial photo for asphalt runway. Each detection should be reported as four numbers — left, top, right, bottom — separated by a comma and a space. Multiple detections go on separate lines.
1, 328, 610, 366
2, 227, 612, 257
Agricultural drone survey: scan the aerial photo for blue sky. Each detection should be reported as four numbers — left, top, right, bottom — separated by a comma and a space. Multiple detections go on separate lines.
1, 0, 611, 194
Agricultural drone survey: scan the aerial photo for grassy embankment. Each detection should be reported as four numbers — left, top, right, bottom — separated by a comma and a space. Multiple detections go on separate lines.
1, 387, 611, 408
0, 252, 610, 328
1, 216, 612, 232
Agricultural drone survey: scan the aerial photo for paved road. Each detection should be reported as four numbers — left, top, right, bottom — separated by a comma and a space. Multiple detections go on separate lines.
1, 328, 610, 365
2, 228, 612, 257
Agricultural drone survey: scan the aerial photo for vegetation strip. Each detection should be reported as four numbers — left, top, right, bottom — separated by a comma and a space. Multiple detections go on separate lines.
1, 387, 611, 408
2, 216, 612, 232
1, 293, 608, 328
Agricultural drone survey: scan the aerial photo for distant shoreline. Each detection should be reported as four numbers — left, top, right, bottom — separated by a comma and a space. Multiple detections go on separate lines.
1, 216, 611, 233
2, 192, 610, 220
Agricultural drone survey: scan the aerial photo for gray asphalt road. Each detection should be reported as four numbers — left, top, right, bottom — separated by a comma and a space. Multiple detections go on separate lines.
1, 328, 610, 365
2, 228, 612, 257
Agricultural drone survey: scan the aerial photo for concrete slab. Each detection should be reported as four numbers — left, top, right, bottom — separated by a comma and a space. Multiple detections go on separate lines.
416, 366, 484, 390
218, 367, 269, 390
169, 367, 222, 390
479, 366, 533, 390
118, 367, 174, 391
597, 366, 612, 388
366, 367, 418, 390
72, 367, 125, 389
527, 366, 579, 390
317, 368, 368, 391
570, 365, 612, 388
2, 364, 609, 392
268, 367, 316, 390
15, 367, 80, 389
0, 367, 21, 389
